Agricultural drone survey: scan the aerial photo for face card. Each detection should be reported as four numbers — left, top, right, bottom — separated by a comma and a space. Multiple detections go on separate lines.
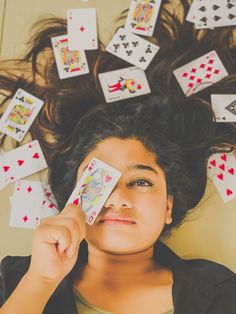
211, 94, 236, 122
207, 152, 236, 203
67, 157, 121, 225
68, 8, 98, 50
105, 27, 160, 70
98, 66, 151, 103
206, 0, 236, 29
125, 0, 162, 37
0, 140, 47, 187
173, 50, 229, 97
0, 89, 44, 142
51, 34, 90, 79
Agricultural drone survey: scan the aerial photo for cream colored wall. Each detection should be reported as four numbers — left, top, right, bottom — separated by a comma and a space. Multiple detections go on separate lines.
0, 0, 236, 271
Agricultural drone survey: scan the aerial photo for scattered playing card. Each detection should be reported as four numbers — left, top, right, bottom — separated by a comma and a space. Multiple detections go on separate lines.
9, 180, 59, 229
98, 66, 151, 103
125, 0, 162, 36
105, 27, 160, 70
173, 50, 229, 97
211, 94, 236, 122
67, 157, 121, 225
207, 152, 236, 202
51, 34, 90, 79
67, 8, 98, 50
0, 89, 44, 142
0, 140, 47, 188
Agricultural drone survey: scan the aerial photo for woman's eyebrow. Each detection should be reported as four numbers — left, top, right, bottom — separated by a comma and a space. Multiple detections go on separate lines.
128, 164, 158, 175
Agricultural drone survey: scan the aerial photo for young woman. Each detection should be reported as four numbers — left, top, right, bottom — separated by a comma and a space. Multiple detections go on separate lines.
0, 1, 236, 313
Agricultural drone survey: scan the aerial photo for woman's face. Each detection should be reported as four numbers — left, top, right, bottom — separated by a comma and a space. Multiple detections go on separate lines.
77, 137, 173, 254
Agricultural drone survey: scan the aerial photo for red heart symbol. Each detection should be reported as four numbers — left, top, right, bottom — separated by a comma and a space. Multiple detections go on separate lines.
89, 166, 92, 171
226, 189, 233, 196
220, 154, 227, 161
217, 173, 224, 181
49, 203, 55, 209
46, 192, 51, 197
105, 175, 112, 183
3, 165, 10, 172
73, 198, 79, 206
27, 186, 32, 193
33, 153, 39, 159
28, 144, 32, 148
17, 160, 24, 166
210, 160, 216, 167
228, 168, 234, 175
219, 164, 225, 171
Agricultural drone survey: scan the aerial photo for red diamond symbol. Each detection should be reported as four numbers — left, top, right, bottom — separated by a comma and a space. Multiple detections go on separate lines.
182, 72, 188, 77
80, 26, 85, 32
23, 215, 28, 223
200, 63, 206, 68
208, 59, 214, 64
197, 78, 202, 83
214, 69, 220, 74
205, 73, 211, 79
27, 186, 32, 193
189, 75, 195, 80
188, 82, 194, 88
191, 68, 197, 73
207, 67, 212, 71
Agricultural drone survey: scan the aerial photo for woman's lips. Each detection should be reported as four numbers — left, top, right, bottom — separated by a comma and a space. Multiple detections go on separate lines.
99, 215, 136, 225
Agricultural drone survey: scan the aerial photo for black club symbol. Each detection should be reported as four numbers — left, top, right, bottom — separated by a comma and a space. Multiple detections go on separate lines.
119, 35, 126, 41
132, 41, 139, 47
122, 43, 129, 48
126, 50, 133, 56
140, 56, 146, 62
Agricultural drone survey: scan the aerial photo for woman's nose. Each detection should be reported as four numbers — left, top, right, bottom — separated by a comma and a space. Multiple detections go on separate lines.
104, 185, 132, 209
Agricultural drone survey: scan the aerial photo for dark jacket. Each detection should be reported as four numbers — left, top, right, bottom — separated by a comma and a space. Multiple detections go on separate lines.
1, 241, 236, 314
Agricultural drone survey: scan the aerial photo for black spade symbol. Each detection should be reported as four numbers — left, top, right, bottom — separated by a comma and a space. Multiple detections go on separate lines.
212, 5, 220, 10
227, 3, 234, 10
199, 6, 206, 12
213, 15, 221, 21
228, 14, 236, 20
200, 17, 208, 23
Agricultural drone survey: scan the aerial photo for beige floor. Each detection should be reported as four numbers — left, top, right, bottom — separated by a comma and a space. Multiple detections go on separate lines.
0, 0, 236, 272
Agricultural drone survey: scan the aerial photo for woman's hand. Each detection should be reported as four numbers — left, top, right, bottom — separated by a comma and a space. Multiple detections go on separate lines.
27, 204, 86, 285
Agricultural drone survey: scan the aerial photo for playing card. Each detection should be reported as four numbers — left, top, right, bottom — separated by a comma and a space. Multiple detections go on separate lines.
186, 0, 204, 23
211, 94, 236, 122
105, 27, 160, 70
125, 0, 162, 36
186, 0, 214, 29
0, 89, 44, 142
0, 140, 47, 187
207, 152, 236, 202
173, 50, 229, 97
41, 184, 59, 218
205, 0, 236, 29
98, 66, 151, 103
51, 34, 90, 79
68, 8, 98, 50
67, 157, 121, 225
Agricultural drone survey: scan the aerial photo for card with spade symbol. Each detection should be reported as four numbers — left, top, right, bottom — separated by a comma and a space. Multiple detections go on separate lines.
67, 157, 121, 225
206, 0, 236, 28
125, 0, 162, 36
105, 27, 160, 70
211, 94, 236, 122
207, 152, 236, 203
0, 89, 44, 142
0, 140, 47, 189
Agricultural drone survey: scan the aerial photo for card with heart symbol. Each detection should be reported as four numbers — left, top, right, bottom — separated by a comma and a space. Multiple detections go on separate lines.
0, 140, 47, 189
66, 157, 121, 225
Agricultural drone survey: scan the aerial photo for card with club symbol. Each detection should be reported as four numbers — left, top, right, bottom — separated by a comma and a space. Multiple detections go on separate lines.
211, 94, 236, 122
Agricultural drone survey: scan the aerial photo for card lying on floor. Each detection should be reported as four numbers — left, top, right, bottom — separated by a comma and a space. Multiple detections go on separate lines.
67, 8, 98, 50
207, 152, 236, 203
51, 34, 90, 79
67, 158, 121, 225
9, 180, 59, 229
186, 0, 236, 29
0, 140, 47, 189
0, 89, 44, 142
98, 66, 151, 103
173, 50, 229, 97
211, 94, 236, 122
105, 27, 160, 70
125, 0, 162, 36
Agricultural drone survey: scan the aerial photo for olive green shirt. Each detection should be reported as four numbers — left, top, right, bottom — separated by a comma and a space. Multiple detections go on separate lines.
73, 286, 174, 314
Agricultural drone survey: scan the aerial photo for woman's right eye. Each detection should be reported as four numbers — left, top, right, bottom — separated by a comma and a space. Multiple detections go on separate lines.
128, 179, 153, 187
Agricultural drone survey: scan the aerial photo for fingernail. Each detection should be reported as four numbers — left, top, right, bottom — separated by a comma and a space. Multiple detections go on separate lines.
67, 248, 74, 258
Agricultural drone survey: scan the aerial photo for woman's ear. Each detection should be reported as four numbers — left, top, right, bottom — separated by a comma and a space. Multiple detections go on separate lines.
166, 195, 173, 225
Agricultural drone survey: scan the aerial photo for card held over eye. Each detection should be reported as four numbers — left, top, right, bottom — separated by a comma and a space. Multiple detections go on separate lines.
66, 158, 121, 225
